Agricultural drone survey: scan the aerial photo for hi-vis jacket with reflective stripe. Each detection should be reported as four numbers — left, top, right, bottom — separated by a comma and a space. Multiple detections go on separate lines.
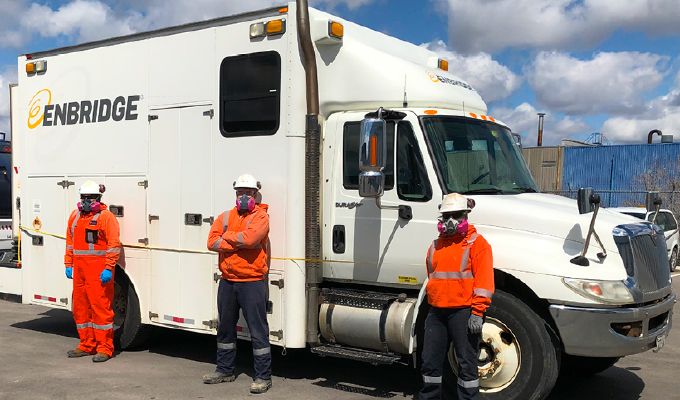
64, 204, 121, 271
425, 225, 494, 316
208, 204, 270, 282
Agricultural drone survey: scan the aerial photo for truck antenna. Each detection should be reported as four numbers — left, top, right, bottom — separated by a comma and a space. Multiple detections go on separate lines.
402, 75, 408, 108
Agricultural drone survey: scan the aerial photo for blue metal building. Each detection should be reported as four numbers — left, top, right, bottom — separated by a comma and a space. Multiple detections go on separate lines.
560, 143, 680, 207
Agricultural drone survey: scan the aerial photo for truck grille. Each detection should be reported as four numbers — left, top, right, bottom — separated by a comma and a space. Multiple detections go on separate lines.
614, 223, 670, 296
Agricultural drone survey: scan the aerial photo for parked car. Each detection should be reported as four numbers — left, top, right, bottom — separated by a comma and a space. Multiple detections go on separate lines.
610, 206, 680, 271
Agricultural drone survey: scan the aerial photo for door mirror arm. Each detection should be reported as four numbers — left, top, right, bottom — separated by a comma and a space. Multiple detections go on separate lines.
375, 198, 412, 221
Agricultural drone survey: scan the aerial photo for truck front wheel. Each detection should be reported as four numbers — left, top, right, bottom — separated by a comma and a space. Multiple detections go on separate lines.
445, 290, 560, 400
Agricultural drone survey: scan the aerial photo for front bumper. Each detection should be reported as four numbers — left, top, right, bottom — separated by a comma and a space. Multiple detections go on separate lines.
549, 293, 676, 357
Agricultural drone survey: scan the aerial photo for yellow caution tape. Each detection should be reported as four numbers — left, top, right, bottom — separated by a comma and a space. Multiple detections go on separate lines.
19, 226, 352, 264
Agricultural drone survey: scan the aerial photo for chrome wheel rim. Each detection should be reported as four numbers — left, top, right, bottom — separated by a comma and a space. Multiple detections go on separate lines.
448, 317, 521, 393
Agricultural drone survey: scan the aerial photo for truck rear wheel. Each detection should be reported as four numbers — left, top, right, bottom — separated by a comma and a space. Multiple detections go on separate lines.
560, 355, 619, 376
445, 290, 559, 400
113, 269, 151, 350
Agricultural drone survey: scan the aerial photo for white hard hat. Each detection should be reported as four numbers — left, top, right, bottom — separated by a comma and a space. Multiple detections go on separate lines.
233, 174, 261, 190
79, 180, 104, 195
439, 193, 471, 213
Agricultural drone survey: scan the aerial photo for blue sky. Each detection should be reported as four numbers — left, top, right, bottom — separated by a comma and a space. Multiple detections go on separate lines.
1, 0, 680, 145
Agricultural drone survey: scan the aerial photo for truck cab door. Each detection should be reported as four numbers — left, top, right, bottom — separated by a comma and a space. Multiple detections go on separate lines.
324, 111, 441, 286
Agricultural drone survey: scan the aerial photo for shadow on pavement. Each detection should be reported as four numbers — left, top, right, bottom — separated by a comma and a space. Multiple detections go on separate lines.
10, 308, 78, 339
547, 366, 645, 400
8, 309, 645, 400
145, 325, 420, 398
274, 349, 420, 398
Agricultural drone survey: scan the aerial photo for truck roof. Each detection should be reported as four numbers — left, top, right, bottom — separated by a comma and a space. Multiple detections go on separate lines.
25, 5, 284, 58
19, 3, 488, 117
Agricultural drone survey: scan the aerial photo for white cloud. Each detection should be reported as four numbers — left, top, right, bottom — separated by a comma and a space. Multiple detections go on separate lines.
423, 40, 521, 102
492, 102, 589, 145
528, 51, 668, 115
21, 0, 136, 42
601, 83, 680, 143
0, 0, 28, 47
312, 0, 376, 10
0, 65, 18, 137
442, 0, 680, 53
1, 0, 378, 47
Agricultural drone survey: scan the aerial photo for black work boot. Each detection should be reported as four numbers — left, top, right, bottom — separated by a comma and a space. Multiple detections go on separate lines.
92, 353, 111, 363
67, 349, 94, 358
202, 371, 236, 384
250, 378, 272, 394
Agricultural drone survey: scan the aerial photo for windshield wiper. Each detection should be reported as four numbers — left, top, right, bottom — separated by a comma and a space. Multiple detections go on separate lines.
508, 186, 538, 193
462, 188, 504, 194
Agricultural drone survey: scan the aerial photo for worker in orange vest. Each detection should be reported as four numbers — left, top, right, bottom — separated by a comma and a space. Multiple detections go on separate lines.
64, 180, 121, 363
203, 174, 272, 394
419, 193, 494, 400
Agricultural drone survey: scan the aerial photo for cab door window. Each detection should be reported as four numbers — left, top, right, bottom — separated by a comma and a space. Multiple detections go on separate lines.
396, 122, 432, 202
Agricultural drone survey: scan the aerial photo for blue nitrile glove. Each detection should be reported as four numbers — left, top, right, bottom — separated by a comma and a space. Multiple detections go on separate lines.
65, 267, 73, 279
100, 269, 112, 284
468, 314, 484, 334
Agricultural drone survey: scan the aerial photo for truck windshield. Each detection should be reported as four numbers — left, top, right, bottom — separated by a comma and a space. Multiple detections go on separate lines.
420, 116, 538, 194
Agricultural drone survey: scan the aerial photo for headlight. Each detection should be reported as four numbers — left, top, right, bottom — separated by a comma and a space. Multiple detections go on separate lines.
563, 278, 634, 304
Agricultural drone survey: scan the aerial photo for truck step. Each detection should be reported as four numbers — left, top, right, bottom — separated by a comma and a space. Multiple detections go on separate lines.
310, 345, 402, 365
320, 288, 401, 310
0, 249, 18, 268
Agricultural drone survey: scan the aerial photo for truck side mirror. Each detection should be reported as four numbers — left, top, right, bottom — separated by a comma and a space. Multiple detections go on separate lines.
572, 187, 606, 266
512, 133, 522, 148
358, 116, 386, 198
576, 187, 596, 214
646, 191, 662, 224
645, 191, 662, 212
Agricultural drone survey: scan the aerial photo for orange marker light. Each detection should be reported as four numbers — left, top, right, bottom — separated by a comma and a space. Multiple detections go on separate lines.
370, 135, 378, 166
481, 115, 488, 120
488, 116, 496, 122
278, 7, 288, 13
438, 59, 449, 71
329, 21, 344, 39
424, 109, 438, 115
25, 62, 35, 74
266, 19, 286, 35
469, 112, 478, 118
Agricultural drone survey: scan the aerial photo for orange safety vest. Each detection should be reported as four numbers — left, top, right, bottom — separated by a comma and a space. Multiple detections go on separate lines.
207, 204, 270, 282
425, 225, 494, 316
64, 204, 121, 270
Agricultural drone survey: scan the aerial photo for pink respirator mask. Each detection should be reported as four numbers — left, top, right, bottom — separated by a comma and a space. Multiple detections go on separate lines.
437, 217, 468, 236
77, 199, 102, 214
236, 194, 256, 213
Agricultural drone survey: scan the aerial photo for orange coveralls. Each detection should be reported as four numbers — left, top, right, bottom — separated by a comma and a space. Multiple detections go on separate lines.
64, 204, 121, 356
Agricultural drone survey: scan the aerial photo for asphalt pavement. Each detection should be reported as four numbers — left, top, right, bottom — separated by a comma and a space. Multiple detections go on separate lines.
1, 276, 679, 400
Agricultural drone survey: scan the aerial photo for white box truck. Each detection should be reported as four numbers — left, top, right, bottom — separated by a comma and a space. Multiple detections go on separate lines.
8, 2, 674, 399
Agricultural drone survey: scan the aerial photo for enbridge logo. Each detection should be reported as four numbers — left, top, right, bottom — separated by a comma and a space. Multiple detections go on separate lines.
27, 88, 52, 129
426, 72, 474, 91
27, 89, 141, 130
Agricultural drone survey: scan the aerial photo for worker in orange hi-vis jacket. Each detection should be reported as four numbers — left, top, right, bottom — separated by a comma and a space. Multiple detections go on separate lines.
64, 180, 121, 363
419, 193, 494, 400
203, 173, 272, 394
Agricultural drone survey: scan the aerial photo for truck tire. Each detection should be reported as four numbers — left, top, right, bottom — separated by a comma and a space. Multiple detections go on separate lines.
444, 290, 559, 400
113, 270, 151, 350
560, 355, 620, 376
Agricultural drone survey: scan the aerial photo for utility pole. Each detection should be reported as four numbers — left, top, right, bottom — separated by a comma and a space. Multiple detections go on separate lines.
537, 113, 545, 147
